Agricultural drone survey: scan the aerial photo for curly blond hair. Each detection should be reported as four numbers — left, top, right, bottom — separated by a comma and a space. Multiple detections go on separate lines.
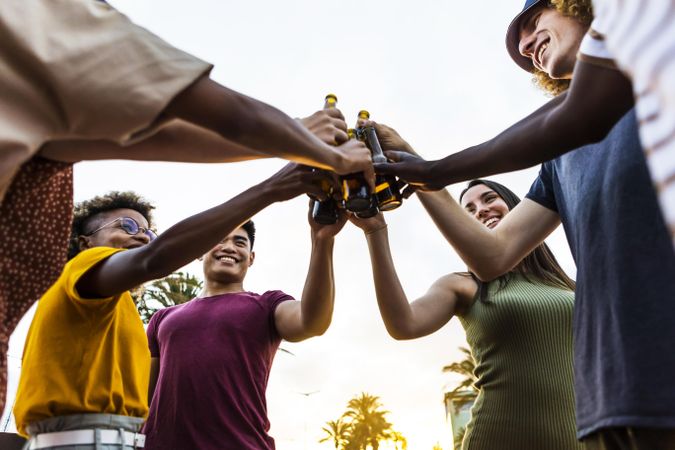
532, 0, 593, 96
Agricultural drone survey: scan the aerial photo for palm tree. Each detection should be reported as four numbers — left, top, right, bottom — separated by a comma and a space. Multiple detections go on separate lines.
389, 431, 407, 450
320, 393, 406, 450
134, 271, 203, 324
343, 393, 394, 450
442, 347, 478, 409
320, 418, 350, 449
443, 347, 478, 450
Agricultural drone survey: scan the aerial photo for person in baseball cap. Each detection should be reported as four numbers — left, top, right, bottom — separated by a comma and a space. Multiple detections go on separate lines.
371, 0, 675, 449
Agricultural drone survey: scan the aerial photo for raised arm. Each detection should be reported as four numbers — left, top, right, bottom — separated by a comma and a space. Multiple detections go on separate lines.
76, 164, 333, 298
416, 189, 560, 281
39, 108, 350, 164
350, 214, 473, 340
274, 203, 347, 342
374, 62, 633, 189
164, 77, 374, 180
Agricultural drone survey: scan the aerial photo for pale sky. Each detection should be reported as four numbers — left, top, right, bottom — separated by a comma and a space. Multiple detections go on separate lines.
2, 1, 577, 449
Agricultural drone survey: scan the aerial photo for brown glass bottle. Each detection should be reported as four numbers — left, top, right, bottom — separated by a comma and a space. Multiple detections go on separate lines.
311, 94, 340, 225
363, 125, 402, 211
340, 118, 372, 213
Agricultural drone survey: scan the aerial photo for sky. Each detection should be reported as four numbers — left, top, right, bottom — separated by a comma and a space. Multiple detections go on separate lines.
1, 1, 577, 448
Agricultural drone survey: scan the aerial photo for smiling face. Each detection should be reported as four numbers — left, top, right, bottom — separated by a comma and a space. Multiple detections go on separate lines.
517, 5, 588, 79
79, 208, 152, 251
202, 227, 255, 284
460, 184, 511, 229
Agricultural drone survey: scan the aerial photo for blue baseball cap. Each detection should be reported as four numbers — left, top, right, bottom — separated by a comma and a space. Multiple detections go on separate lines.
505, 0, 546, 72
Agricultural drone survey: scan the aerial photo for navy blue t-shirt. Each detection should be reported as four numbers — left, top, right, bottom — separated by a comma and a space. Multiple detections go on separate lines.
526, 110, 675, 438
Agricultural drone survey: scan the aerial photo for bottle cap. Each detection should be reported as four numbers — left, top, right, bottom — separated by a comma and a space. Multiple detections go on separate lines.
324, 94, 338, 107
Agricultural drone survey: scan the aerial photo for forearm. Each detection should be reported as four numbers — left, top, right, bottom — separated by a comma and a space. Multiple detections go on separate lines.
428, 93, 576, 185
39, 120, 268, 163
364, 228, 418, 339
416, 191, 515, 279
428, 64, 634, 186
144, 185, 277, 276
297, 236, 336, 338
96, 181, 282, 295
166, 78, 343, 171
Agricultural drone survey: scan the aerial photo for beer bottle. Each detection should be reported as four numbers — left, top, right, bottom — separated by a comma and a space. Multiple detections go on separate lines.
363, 125, 403, 211
340, 111, 373, 213
311, 94, 340, 225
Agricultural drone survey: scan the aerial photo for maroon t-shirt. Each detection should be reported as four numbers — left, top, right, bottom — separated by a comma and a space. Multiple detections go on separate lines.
143, 290, 294, 450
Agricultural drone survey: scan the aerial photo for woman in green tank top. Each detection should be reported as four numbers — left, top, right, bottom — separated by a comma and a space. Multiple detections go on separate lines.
351, 179, 582, 450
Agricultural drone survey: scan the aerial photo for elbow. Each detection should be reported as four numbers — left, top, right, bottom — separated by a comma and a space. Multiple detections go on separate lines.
578, 118, 615, 145
303, 317, 332, 338
306, 325, 328, 338
471, 269, 501, 283
557, 110, 616, 149
469, 261, 514, 283
386, 324, 416, 341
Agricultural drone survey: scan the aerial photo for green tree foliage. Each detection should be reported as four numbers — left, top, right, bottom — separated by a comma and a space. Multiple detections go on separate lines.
443, 347, 478, 450
442, 347, 478, 409
320, 418, 350, 449
134, 271, 203, 324
320, 392, 406, 450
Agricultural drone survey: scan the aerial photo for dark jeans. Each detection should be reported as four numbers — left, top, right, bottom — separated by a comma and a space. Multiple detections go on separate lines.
583, 427, 675, 450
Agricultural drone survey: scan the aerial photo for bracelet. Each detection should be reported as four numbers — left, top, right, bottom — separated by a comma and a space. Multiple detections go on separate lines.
365, 224, 388, 236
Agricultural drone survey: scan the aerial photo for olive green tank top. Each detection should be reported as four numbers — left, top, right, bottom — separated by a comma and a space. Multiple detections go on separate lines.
458, 274, 582, 450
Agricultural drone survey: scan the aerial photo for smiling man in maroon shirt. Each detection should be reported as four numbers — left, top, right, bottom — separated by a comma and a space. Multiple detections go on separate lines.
143, 207, 345, 449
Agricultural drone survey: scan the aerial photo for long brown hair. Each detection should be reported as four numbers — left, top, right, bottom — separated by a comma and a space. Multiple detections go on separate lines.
459, 179, 576, 302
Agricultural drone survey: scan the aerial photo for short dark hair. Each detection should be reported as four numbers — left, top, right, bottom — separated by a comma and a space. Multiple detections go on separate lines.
460, 179, 575, 300
241, 220, 256, 250
69, 191, 155, 259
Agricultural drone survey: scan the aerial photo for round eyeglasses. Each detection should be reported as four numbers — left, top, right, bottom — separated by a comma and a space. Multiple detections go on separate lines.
85, 217, 157, 241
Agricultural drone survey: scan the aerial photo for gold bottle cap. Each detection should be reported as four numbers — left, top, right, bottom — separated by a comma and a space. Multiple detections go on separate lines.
358, 110, 370, 119
347, 128, 356, 139
324, 94, 338, 108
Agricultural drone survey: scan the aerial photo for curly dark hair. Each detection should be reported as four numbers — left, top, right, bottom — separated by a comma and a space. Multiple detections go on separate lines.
532, 0, 594, 96
68, 191, 155, 259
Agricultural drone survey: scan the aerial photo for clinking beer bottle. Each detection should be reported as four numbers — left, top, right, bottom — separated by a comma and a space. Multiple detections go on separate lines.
349, 110, 379, 218
363, 125, 403, 211
340, 112, 372, 213
311, 94, 341, 225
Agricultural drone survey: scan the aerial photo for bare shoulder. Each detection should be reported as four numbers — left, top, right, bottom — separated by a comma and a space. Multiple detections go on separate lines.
431, 272, 477, 314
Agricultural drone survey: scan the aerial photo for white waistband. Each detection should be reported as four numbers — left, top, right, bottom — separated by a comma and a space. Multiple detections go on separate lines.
29, 429, 145, 449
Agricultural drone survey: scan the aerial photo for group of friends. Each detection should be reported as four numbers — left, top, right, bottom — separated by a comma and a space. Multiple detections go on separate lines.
0, 0, 674, 449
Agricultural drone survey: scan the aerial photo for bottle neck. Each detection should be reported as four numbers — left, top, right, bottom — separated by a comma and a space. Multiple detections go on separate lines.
364, 126, 386, 163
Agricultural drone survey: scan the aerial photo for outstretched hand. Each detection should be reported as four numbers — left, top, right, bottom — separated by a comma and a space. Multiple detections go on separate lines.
300, 108, 349, 146
374, 151, 445, 194
360, 121, 417, 156
332, 139, 375, 190
308, 200, 348, 239
264, 163, 340, 203
347, 210, 387, 235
